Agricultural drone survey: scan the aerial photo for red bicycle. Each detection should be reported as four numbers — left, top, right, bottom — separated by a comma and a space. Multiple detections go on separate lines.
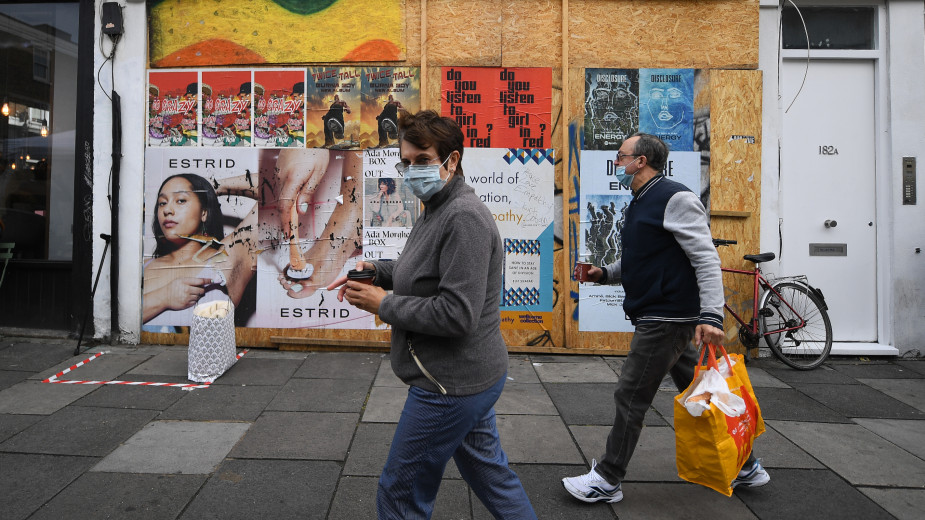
714, 238, 833, 370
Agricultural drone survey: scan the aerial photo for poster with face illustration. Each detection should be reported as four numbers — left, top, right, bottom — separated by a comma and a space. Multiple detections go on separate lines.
583, 69, 639, 151
639, 68, 695, 151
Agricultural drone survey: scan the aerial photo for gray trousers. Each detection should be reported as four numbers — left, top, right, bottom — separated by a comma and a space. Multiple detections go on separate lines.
595, 321, 755, 485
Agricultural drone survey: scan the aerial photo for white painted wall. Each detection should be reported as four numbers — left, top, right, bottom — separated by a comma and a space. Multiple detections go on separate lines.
92, 0, 146, 343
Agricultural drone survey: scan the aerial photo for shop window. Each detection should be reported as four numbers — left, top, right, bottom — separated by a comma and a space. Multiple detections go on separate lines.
782, 6, 876, 50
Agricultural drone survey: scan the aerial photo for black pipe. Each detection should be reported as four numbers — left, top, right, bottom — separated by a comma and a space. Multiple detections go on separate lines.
110, 91, 122, 342
75, 233, 111, 355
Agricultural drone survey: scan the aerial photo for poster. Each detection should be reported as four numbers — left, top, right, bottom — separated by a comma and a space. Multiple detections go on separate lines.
577, 150, 701, 332
305, 67, 362, 149
465, 148, 555, 330
362, 148, 417, 261
440, 67, 552, 149
201, 69, 252, 147
583, 68, 639, 151
147, 70, 199, 147
142, 148, 259, 331
360, 67, 421, 149
638, 68, 695, 151
253, 69, 305, 148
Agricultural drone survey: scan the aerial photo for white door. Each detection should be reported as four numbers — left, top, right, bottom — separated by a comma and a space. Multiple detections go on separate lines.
780, 59, 877, 341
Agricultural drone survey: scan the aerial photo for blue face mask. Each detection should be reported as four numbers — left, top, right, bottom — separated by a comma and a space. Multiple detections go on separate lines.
615, 165, 634, 189
404, 155, 451, 201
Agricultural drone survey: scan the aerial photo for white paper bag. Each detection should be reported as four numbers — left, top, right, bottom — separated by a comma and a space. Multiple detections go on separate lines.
188, 300, 237, 383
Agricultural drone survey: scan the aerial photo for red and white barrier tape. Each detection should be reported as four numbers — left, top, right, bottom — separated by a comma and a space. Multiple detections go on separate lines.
42, 349, 249, 389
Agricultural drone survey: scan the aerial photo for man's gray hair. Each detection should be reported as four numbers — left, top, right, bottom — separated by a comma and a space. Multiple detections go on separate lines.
630, 133, 669, 172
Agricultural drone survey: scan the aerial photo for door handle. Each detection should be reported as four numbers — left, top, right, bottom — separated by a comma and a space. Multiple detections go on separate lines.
824, 220, 837, 228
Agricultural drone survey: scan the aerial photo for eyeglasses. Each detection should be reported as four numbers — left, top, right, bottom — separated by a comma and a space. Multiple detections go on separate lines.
616, 152, 640, 163
394, 158, 443, 175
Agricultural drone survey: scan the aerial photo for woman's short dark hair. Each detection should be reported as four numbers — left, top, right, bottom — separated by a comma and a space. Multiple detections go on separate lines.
397, 109, 464, 176
378, 177, 396, 195
152, 173, 224, 258
630, 132, 669, 173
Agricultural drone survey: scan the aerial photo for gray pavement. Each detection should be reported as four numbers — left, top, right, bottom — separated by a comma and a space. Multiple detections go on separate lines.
1, 335, 924, 519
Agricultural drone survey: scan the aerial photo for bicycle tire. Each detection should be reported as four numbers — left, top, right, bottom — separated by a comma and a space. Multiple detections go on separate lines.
758, 281, 832, 370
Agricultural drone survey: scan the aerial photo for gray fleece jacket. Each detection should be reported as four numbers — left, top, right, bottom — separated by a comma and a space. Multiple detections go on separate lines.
372, 175, 508, 395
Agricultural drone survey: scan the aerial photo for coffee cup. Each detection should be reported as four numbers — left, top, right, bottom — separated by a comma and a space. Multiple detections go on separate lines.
575, 262, 593, 282
347, 268, 376, 285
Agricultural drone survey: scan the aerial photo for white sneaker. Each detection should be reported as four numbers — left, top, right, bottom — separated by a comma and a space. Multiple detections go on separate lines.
561, 459, 624, 503
732, 459, 771, 488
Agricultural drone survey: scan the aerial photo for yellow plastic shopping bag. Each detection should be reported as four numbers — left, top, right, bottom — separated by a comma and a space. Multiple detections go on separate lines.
674, 343, 765, 496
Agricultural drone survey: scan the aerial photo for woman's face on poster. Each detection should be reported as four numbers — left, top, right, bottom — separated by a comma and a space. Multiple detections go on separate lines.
157, 176, 206, 243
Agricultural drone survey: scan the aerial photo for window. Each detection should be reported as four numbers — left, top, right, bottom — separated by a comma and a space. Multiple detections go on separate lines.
33, 47, 51, 82
782, 6, 876, 50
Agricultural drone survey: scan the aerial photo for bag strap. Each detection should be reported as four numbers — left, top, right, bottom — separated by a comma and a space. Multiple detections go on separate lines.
406, 333, 447, 395
693, 343, 735, 380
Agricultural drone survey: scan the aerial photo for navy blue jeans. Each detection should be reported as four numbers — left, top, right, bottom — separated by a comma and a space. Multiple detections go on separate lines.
377, 374, 537, 520
595, 321, 755, 485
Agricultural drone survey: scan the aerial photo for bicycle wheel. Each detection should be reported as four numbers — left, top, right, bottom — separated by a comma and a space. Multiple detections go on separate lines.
758, 281, 832, 370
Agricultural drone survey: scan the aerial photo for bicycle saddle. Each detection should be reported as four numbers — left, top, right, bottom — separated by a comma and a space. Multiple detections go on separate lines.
743, 252, 776, 263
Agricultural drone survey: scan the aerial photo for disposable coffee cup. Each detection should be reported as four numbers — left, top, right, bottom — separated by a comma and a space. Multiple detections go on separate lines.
575, 262, 593, 282
347, 268, 376, 285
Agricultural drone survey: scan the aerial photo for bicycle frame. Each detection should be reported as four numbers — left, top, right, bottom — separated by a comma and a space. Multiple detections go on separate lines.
722, 265, 808, 339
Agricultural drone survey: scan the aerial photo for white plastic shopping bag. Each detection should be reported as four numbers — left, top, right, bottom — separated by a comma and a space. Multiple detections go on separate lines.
679, 366, 747, 417
188, 300, 237, 383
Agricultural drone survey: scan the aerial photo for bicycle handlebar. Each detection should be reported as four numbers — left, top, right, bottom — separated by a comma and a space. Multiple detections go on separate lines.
712, 238, 738, 247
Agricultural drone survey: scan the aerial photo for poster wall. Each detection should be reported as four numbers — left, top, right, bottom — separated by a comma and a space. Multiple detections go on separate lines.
578, 68, 706, 333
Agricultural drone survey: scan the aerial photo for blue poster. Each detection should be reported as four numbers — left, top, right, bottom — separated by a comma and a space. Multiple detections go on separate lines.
639, 69, 694, 151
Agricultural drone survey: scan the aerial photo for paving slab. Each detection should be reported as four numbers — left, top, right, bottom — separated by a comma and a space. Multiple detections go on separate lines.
124, 349, 189, 377
770, 420, 925, 486
328, 475, 473, 520
0, 413, 42, 443
859, 378, 925, 413
159, 384, 281, 421
28, 472, 205, 520
752, 423, 824, 469
179, 459, 341, 520
792, 382, 925, 419
474, 463, 617, 520
71, 383, 187, 411
493, 381, 559, 415
733, 468, 895, 520
496, 414, 583, 464
507, 355, 541, 383
763, 365, 861, 385
362, 385, 407, 423
1, 406, 157, 456
0, 341, 76, 372
374, 358, 405, 387
611, 481, 758, 519
853, 418, 925, 460
569, 424, 682, 482
0, 369, 31, 391
894, 360, 925, 376
859, 487, 925, 520
751, 387, 852, 423
342, 422, 461, 479
293, 351, 382, 380
650, 389, 677, 420
530, 354, 606, 364
831, 362, 925, 379
744, 367, 791, 388
602, 356, 626, 376
211, 356, 303, 386
533, 361, 618, 383
92, 420, 250, 474
31, 352, 150, 382
0, 380, 97, 414
545, 382, 667, 426
0, 453, 99, 520
266, 377, 370, 413
229, 411, 358, 460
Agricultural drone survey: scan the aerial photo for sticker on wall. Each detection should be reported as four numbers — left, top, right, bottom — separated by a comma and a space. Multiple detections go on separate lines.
360, 67, 420, 149
148, 70, 199, 147
305, 67, 362, 150
148, 0, 406, 67
202, 69, 253, 147
253, 69, 305, 148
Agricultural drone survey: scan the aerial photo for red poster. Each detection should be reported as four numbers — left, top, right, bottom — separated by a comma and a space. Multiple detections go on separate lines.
148, 70, 199, 147
202, 70, 253, 147
441, 67, 552, 149
254, 69, 306, 148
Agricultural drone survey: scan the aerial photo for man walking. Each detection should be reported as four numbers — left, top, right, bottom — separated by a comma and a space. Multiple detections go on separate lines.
562, 133, 769, 504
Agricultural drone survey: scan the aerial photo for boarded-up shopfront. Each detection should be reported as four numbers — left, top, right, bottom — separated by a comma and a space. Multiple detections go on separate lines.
139, 0, 762, 355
